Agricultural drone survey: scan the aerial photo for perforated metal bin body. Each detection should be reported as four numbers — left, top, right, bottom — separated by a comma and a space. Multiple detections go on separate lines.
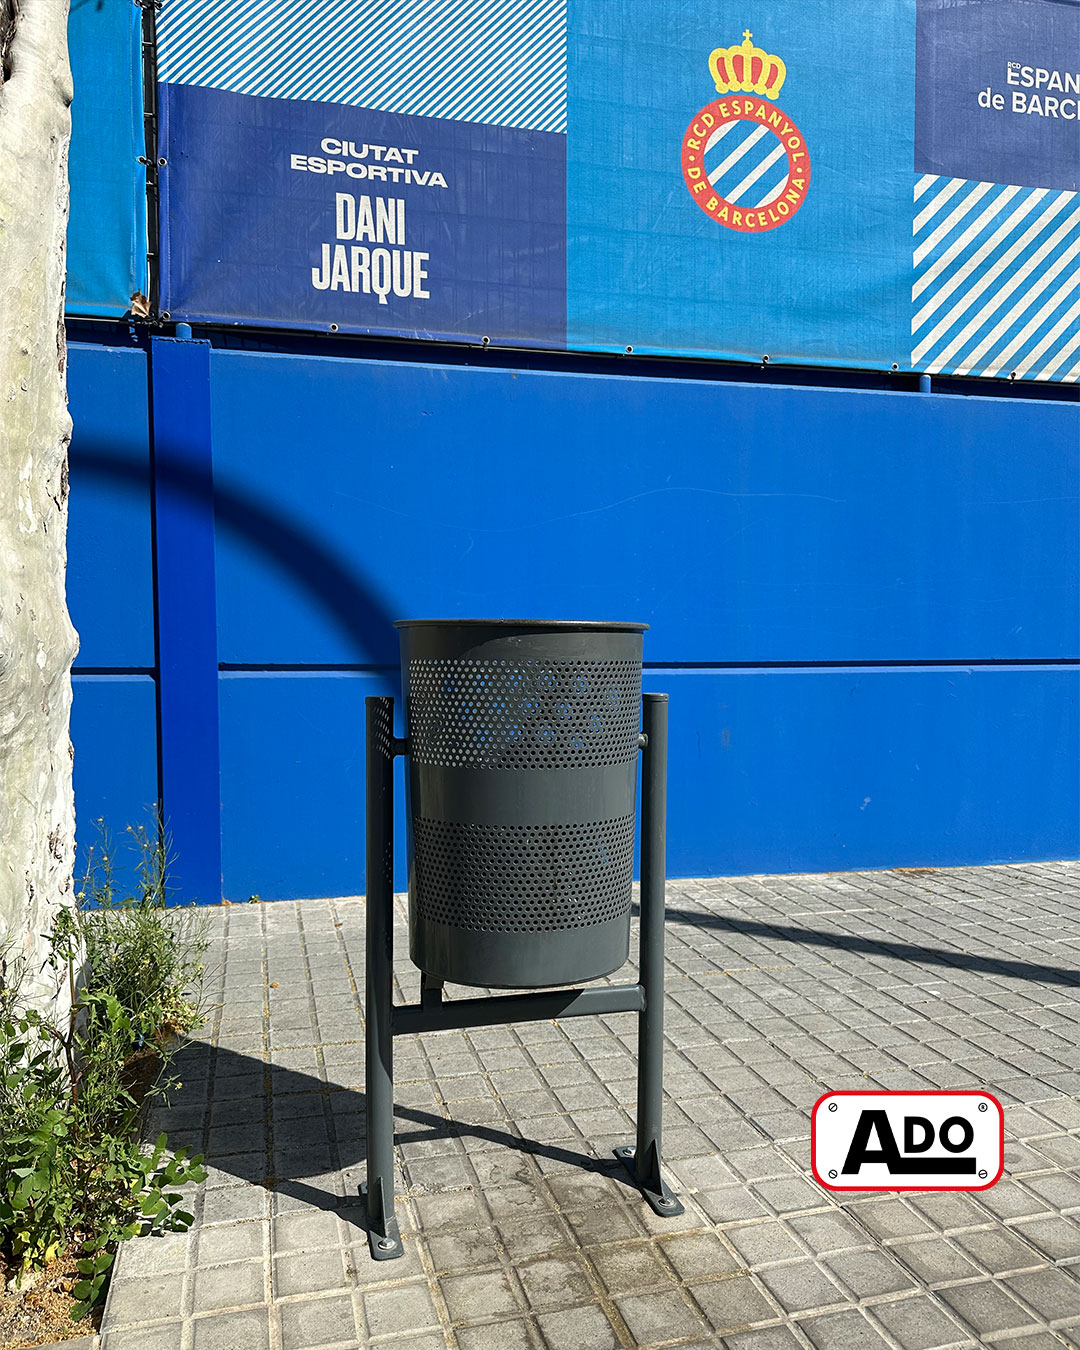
396, 620, 646, 989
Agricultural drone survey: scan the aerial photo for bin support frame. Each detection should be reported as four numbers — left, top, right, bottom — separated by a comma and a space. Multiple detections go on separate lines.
363, 692, 683, 1262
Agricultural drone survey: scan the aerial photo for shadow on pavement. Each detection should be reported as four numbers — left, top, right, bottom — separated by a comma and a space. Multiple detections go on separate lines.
176, 1042, 629, 1228
659, 904, 1080, 988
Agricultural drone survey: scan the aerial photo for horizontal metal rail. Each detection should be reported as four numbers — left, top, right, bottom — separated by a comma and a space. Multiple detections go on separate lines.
392, 982, 645, 1036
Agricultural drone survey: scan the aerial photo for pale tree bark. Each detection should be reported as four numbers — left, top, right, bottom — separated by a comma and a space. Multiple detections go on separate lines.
0, 0, 78, 1007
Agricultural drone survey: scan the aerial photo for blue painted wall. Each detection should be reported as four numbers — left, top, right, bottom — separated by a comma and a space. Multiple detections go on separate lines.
68, 344, 158, 893
66, 341, 1080, 901
219, 672, 407, 900
66, 344, 154, 669
647, 665, 1079, 877
211, 353, 1079, 668
70, 676, 159, 898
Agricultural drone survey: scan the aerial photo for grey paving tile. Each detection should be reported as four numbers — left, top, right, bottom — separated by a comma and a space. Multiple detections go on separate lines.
497, 1215, 572, 1263
278, 1293, 359, 1349
565, 1203, 643, 1247
440, 1269, 522, 1322
102, 1323, 183, 1350
721, 1328, 807, 1350
615, 1286, 713, 1344
197, 1219, 268, 1266
656, 1231, 740, 1283
689, 1274, 780, 1335
191, 1308, 271, 1350
191, 1260, 266, 1313
787, 1210, 866, 1256
753, 1175, 826, 1215
889, 1236, 984, 1285
104, 1273, 187, 1327
1011, 1213, 1080, 1261
756, 1261, 845, 1315
936, 1280, 1039, 1337
851, 1198, 935, 1241
427, 1225, 503, 1273
698, 1185, 771, 1224
587, 1242, 673, 1295
726, 1221, 806, 1268
954, 1225, 1044, 1274
362, 1282, 440, 1338
272, 1206, 344, 1254
112, 1231, 193, 1278
376, 1336, 445, 1350
989, 1335, 1071, 1350
454, 1320, 537, 1349
537, 1304, 619, 1350
517, 1256, 594, 1313
273, 1248, 348, 1298
870, 1294, 973, 1349
1006, 1265, 1080, 1321
824, 1246, 918, 1299
413, 1190, 490, 1232
800, 1309, 895, 1349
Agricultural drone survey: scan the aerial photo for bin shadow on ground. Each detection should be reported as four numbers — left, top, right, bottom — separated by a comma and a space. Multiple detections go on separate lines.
173, 1041, 637, 1230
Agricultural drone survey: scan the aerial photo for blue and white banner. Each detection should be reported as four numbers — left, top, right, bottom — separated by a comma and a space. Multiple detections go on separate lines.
67, 0, 147, 317
912, 0, 1080, 382
155, 0, 1078, 382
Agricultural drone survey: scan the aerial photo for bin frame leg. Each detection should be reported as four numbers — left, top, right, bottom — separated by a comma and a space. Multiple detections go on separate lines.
614, 692, 684, 1215
363, 696, 403, 1260
362, 690, 682, 1262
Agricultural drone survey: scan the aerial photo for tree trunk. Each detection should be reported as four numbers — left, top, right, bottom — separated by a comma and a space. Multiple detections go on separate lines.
0, 0, 77, 1007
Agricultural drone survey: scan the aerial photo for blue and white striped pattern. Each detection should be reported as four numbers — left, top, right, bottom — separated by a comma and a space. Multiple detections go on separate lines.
912, 175, 1080, 383
703, 120, 790, 209
157, 0, 566, 134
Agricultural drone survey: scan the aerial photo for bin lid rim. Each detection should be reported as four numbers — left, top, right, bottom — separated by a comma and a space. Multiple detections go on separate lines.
394, 618, 648, 632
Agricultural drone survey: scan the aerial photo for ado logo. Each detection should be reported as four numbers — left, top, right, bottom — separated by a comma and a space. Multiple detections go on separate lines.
812, 1092, 1004, 1192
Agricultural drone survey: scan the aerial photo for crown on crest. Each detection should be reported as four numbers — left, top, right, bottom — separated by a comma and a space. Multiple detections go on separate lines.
708, 30, 786, 99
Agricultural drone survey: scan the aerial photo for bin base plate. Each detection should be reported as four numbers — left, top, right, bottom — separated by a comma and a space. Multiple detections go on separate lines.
613, 1145, 685, 1217
360, 1179, 404, 1260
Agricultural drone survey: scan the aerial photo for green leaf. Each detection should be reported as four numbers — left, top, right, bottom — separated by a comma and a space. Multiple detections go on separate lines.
71, 1280, 94, 1300
70, 1301, 92, 1322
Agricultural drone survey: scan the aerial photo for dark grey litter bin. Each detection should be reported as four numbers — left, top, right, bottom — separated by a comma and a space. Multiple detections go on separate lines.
396, 619, 646, 989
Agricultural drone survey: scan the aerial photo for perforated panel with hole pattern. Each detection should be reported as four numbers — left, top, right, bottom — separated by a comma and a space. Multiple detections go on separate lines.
407, 658, 641, 769
413, 816, 634, 933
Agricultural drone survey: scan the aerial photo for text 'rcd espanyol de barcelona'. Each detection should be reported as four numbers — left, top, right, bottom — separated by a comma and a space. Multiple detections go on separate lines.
682, 30, 811, 232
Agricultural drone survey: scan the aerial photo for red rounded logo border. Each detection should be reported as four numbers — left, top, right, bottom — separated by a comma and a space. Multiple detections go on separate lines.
810, 1090, 1006, 1193
681, 95, 811, 232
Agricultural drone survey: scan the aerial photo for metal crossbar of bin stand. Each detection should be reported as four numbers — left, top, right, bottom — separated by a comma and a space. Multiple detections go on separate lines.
363, 666, 682, 1261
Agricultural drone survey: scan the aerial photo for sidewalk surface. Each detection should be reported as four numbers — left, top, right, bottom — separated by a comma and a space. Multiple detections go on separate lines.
100, 862, 1080, 1350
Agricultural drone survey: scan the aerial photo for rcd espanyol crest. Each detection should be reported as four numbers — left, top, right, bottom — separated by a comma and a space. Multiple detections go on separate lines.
682, 31, 811, 231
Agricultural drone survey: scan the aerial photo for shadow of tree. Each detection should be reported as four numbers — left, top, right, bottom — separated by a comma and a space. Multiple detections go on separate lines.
74, 443, 400, 666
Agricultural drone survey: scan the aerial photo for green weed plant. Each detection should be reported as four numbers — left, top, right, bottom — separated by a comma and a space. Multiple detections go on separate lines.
0, 819, 210, 1320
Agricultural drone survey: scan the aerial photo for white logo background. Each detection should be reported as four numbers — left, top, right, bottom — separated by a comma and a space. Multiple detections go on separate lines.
812, 1091, 1004, 1191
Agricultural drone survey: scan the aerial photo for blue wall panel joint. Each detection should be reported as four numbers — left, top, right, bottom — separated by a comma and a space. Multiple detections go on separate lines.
150, 336, 222, 903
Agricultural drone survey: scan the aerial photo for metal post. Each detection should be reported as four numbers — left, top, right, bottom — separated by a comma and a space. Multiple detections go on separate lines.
363, 696, 403, 1259
615, 692, 683, 1214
